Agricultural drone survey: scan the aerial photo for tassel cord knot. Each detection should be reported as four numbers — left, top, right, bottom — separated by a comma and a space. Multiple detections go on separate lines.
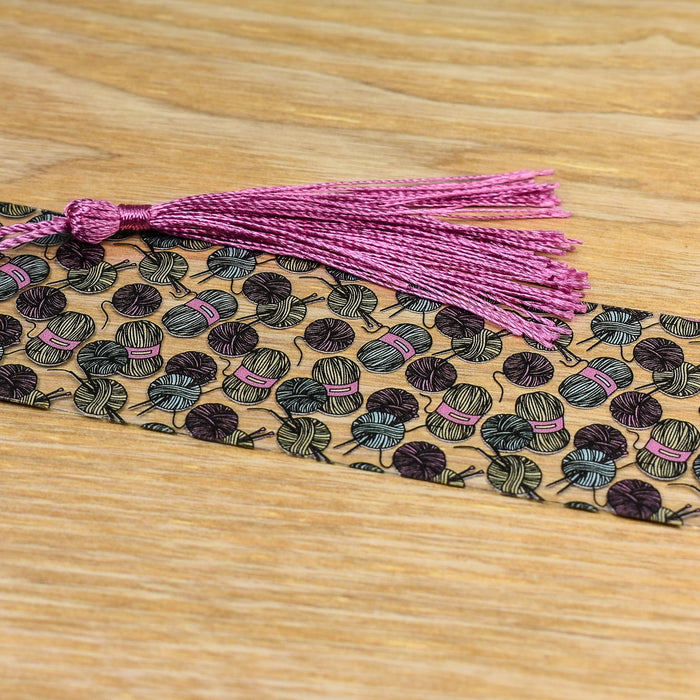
65, 199, 153, 242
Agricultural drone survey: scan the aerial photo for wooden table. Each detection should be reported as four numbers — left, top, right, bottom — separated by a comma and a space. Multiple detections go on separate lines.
1, 2, 699, 697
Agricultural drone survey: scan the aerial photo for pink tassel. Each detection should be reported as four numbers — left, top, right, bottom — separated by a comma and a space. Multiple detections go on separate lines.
0, 169, 587, 346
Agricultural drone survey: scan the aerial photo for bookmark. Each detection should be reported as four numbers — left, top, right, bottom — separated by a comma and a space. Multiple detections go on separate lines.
1, 177, 698, 527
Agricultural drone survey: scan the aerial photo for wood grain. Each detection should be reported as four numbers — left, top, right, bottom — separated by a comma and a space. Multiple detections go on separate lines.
1, 1, 699, 697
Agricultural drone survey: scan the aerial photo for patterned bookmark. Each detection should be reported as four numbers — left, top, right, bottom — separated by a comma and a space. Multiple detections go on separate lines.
1, 202, 699, 527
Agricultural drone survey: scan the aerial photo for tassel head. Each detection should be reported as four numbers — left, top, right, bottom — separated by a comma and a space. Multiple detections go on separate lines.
64, 199, 152, 242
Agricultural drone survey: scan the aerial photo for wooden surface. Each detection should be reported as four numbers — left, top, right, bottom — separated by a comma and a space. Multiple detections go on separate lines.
1, 1, 700, 697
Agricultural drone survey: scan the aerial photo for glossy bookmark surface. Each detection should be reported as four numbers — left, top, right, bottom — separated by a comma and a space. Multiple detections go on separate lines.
1, 203, 699, 527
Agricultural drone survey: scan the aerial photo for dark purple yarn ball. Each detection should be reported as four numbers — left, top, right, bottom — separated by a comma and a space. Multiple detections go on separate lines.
609, 391, 662, 429
16, 286, 67, 321
434, 306, 484, 339
405, 356, 457, 393
56, 239, 105, 270
366, 388, 419, 422
607, 479, 661, 520
0, 313, 23, 347
208, 321, 259, 357
242, 272, 292, 305
303, 317, 355, 353
633, 337, 684, 372
165, 351, 218, 386
392, 441, 446, 481
185, 403, 239, 441
112, 284, 163, 317
502, 352, 554, 387
0, 364, 38, 399
574, 423, 628, 461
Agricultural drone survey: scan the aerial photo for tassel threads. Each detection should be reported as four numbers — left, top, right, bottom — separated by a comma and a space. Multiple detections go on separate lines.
0, 170, 587, 346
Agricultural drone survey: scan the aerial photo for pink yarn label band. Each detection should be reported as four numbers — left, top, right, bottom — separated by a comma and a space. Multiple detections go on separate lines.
528, 416, 565, 433
126, 344, 161, 359
38, 328, 82, 350
435, 402, 481, 425
234, 365, 278, 388
644, 438, 692, 462
1, 263, 31, 289
380, 332, 416, 360
580, 365, 617, 396
186, 298, 221, 325
323, 381, 359, 396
